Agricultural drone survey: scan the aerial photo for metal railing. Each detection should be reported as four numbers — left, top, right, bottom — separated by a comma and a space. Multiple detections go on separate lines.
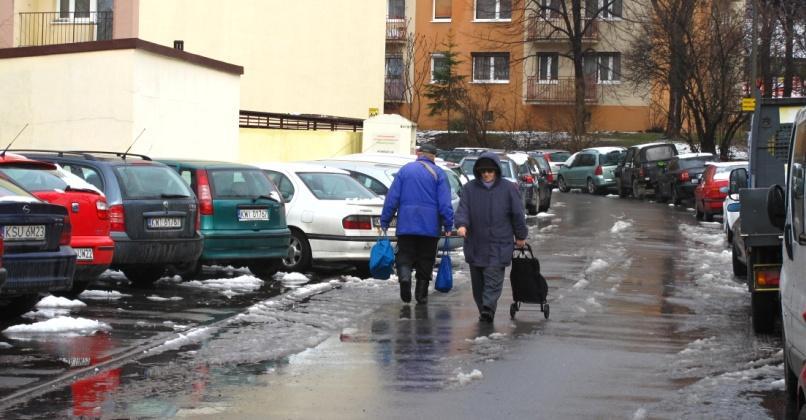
386, 17, 407, 42
240, 111, 363, 132
526, 18, 598, 42
384, 77, 406, 102
526, 76, 600, 104
19, 11, 113, 47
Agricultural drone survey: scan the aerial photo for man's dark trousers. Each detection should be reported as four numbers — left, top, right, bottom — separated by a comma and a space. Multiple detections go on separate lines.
396, 235, 439, 303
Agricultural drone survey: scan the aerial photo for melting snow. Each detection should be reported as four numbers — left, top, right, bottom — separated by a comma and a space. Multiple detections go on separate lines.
147, 327, 212, 354
78, 290, 131, 300
3, 317, 110, 337
536, 213, 555, 218
35, 296, 86, 308
610, 220, 633, 233
180, 275, 264, 297
585, 259, 609, 273
454, 369, 483, 385
147, 296, 183, 302
572, 279, 589, 289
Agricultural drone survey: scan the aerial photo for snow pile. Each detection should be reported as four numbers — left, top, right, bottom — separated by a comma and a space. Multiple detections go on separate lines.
454, 369, 483, 385
610, 220, 633, 233
23, 308, 72, 320
275, 272, 310, 288
35, 296, 86, 309
147, 296, 183, 302
585, 258, 609, 274
3, 317, 110, 337
180, 275, 264, 297
146, 327, 212, 354
572, 279, 589, 289
0, 342, 11, 349
78, 290, 131, 300
537, 212, 555, 219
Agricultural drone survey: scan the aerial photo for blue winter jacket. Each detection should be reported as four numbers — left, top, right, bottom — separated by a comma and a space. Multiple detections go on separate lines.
455, 152, 528, 267
381, 156, 454, 237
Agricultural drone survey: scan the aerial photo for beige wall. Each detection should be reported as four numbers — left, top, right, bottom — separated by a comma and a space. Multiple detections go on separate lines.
0, 48, 240, 161
238, 128, 361, 163
137, 0, 386, 120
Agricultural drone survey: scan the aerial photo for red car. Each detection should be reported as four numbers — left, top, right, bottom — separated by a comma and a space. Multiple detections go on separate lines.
0, 154, 113, 295
693, 161, 748, 222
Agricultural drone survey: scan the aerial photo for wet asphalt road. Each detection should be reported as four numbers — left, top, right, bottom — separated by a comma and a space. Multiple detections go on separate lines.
0, 191, 793, 419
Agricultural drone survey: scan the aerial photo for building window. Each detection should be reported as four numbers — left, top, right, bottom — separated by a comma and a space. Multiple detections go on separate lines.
59, 0, 95, 19
538, 0, 561, 19
431, 53, 448, 83
587, 0, 622, 19
472, 53, 510, 83
388, 0, 405, 19
386, 56, 404, 78
475, 0, 511, 20
598, 52, 621, 83
538, 53, 558, 82
434, 0, 452, 20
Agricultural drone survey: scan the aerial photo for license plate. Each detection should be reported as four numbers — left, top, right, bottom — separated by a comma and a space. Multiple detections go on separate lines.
372, 217, 396, 228
691, 178, 699, 184
147, 217, 182, 229
75, 248, 94, 261
238, 208, 269, 221
4, 225, 45, 241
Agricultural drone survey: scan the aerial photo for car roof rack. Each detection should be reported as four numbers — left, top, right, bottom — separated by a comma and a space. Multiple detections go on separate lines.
8, 149, 101, 160
8, 149, 152, 161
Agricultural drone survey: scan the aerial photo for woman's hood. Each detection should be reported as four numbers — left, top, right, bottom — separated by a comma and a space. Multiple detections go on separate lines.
472, 152, 502, 179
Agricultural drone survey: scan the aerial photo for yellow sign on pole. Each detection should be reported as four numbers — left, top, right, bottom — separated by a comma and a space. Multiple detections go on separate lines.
368, 107, 379, 117
741, 97, 756, 112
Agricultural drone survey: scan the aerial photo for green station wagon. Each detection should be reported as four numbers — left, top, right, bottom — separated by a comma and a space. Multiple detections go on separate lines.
557, 147, 626, 194
159, 159, 290, 279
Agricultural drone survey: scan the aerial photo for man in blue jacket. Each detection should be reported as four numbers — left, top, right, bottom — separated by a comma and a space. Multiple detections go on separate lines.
381, 143, 454, 304
455, 152, 528, 322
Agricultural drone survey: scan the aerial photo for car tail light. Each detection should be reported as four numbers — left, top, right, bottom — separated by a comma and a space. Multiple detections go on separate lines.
59, 219, 72, 245
546, 170, 554, 183
755, 268, 780, 288
342, 215, 373, 230
679, 171, 690, 182
521, 175, 534, 183
196, 169, 214, 216
96, 200, 109, 220
594, 165, 603, 176
109, 204, 125, 232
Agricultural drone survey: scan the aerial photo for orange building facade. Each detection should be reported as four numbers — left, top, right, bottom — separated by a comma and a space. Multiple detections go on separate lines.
384, 0, 654, 133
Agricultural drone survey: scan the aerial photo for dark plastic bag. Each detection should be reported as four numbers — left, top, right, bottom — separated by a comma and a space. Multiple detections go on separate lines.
369, 236, 395, 280
435, 240, 453, 292
510, 244, 548, 303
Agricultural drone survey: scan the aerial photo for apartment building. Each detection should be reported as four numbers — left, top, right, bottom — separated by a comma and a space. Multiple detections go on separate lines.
384, 0, 653, 132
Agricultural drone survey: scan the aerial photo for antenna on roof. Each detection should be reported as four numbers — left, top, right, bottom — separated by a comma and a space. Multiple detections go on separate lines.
122, 128, 146, 160
1, 123, 29, 158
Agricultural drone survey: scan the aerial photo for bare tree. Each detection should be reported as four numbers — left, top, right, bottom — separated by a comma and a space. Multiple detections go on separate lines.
400, 27, 437, 124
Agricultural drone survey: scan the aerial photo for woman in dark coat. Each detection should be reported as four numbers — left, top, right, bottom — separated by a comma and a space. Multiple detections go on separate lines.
455, 152, 528, 322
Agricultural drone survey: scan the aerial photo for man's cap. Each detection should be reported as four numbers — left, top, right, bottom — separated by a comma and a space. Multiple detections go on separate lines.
417, 143, 438, 155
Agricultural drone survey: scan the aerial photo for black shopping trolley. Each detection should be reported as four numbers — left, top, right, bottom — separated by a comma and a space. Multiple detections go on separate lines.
509, 244, 550, 320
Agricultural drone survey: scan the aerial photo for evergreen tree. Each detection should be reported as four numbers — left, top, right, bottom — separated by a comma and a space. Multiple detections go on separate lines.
425, 31, 466, 133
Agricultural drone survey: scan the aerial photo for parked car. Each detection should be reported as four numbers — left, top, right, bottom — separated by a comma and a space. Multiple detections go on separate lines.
556, 147, 625, 194
655, 153, 714, 205
16, 151, 203, 286
258, 162, 393, 275
693, 161, 748, 222
615, 142, 679, 199
459, 153, 551, 214
508, 152, 552, 213
0, 154, 113, 295
0, 174, 75, 314
529, 149, 571, 183
531, 154, 554, 188
158, 159, 291, 280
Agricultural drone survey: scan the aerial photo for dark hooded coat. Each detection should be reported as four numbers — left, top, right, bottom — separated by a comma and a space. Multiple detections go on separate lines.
454, 152, 528, 267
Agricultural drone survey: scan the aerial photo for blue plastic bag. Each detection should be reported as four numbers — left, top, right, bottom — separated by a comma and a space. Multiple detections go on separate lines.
434, 240, 452, 292
369, 235, 395, 280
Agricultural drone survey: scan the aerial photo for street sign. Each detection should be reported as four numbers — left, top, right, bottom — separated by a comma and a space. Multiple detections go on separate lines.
368, 107, 379, 117
742, 97, 756, 112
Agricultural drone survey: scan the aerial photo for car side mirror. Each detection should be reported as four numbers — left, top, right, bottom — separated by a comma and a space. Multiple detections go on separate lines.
281, 192, 291, 201
793, 165, 805, 200
767, 184, 786, 230
729, 168, 748, 198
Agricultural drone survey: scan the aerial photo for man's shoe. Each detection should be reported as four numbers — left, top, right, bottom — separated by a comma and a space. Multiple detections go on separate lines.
415, 279, 429, 304
479, 307, 494, 323
400, 281, 411, 303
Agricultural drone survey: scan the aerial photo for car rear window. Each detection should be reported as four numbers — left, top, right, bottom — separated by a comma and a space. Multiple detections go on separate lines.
0, 175, 37, 199
715, 165, 746, 180
643, 146, 676, 162
678, 157, 712, 170
0, 167, 68, 192
209, 169, 277, 199
298, 172, 376, 200
549, 152, 570, 162
114, 165, 192, 199
601, 151, 624, 166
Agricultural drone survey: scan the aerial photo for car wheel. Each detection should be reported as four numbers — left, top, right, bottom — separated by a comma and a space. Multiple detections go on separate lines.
617, 180, 628, 198
282, 229, 312, 272
586, 178, 597, 195
671, 185, 682, 205
732, 241, 746, 276
632, 180, 644, 200
248, 259, 281, 280
123, 265, 167, 287
704, 210, 714, 222
0, 294, 41, 319
175, 260, 202, 280
785, 332, 799, 402
751, 292, 776, 334
558, 176, 570, 193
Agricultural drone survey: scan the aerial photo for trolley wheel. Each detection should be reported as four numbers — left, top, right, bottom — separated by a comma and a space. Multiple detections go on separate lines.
543, 303, 550, 319
510, 302, 518, 320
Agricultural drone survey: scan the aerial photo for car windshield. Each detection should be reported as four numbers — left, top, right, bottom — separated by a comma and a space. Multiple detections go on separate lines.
115, 165, 193, 199
678, 157, 712, 169
644, 146, 676, 162
549, 152, 571, 162
297, 172, 376, 200
600, 151, 624, 166
209, 169, 278, 199
0, 167, 68, 192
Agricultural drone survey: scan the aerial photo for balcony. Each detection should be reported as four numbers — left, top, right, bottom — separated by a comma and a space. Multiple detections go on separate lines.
384, 77, 405, 102
526, 76, 600, 104
18, 11, 113, 47
526, 18, 598, 43
386, 17, 407, 43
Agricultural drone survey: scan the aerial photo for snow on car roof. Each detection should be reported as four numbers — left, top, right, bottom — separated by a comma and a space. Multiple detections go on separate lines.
677, 152, 714, 159
253, 162, 350, 174
706, 161, 749, 167
581, 147, 625, 154
506, 152, 530, 165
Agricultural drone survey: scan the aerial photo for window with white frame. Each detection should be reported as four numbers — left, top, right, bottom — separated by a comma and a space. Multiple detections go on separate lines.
388, 0, 405, 18
539, 0, 562, 19
588, 0, 622, 19
472, 53, 510, 83
434, 0, 452, 20
537, 53, 558, 82
431, 53, 448, 83
597, 52, 621, 83
475, 0, 511, 20
58, 0, 96, 19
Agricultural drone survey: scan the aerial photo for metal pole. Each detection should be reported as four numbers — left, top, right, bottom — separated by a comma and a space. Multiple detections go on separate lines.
749, 0, 761, 187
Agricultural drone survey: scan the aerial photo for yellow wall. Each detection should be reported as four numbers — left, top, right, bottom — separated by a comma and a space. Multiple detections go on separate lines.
137, 0, 386, 120
238, 128, 362, 163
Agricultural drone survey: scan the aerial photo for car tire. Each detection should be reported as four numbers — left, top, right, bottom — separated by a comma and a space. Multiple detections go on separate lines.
586, 178, 597, 195
248, 259, 281, 280
617, 179, 628, 198
123, 265, 166, 287
751, 292, 776, 334
175, 260, 203, 280
671, 185, 682, 206
632, 180, 644, 200
282, 229, 312, 273
732, 241, 746, 277
704, 210, 714, 222
558, 176, 570, 193
785, 332, 799, 402
0, 294, 41, 319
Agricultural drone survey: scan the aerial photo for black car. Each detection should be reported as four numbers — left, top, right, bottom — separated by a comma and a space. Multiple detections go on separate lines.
16, 151, 203, 286
655, 153, 714, 205
615, 143, 679, 199
0, 174, 75, 313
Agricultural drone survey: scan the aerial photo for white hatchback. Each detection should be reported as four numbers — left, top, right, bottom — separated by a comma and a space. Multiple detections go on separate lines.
256, 162, 393, 275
